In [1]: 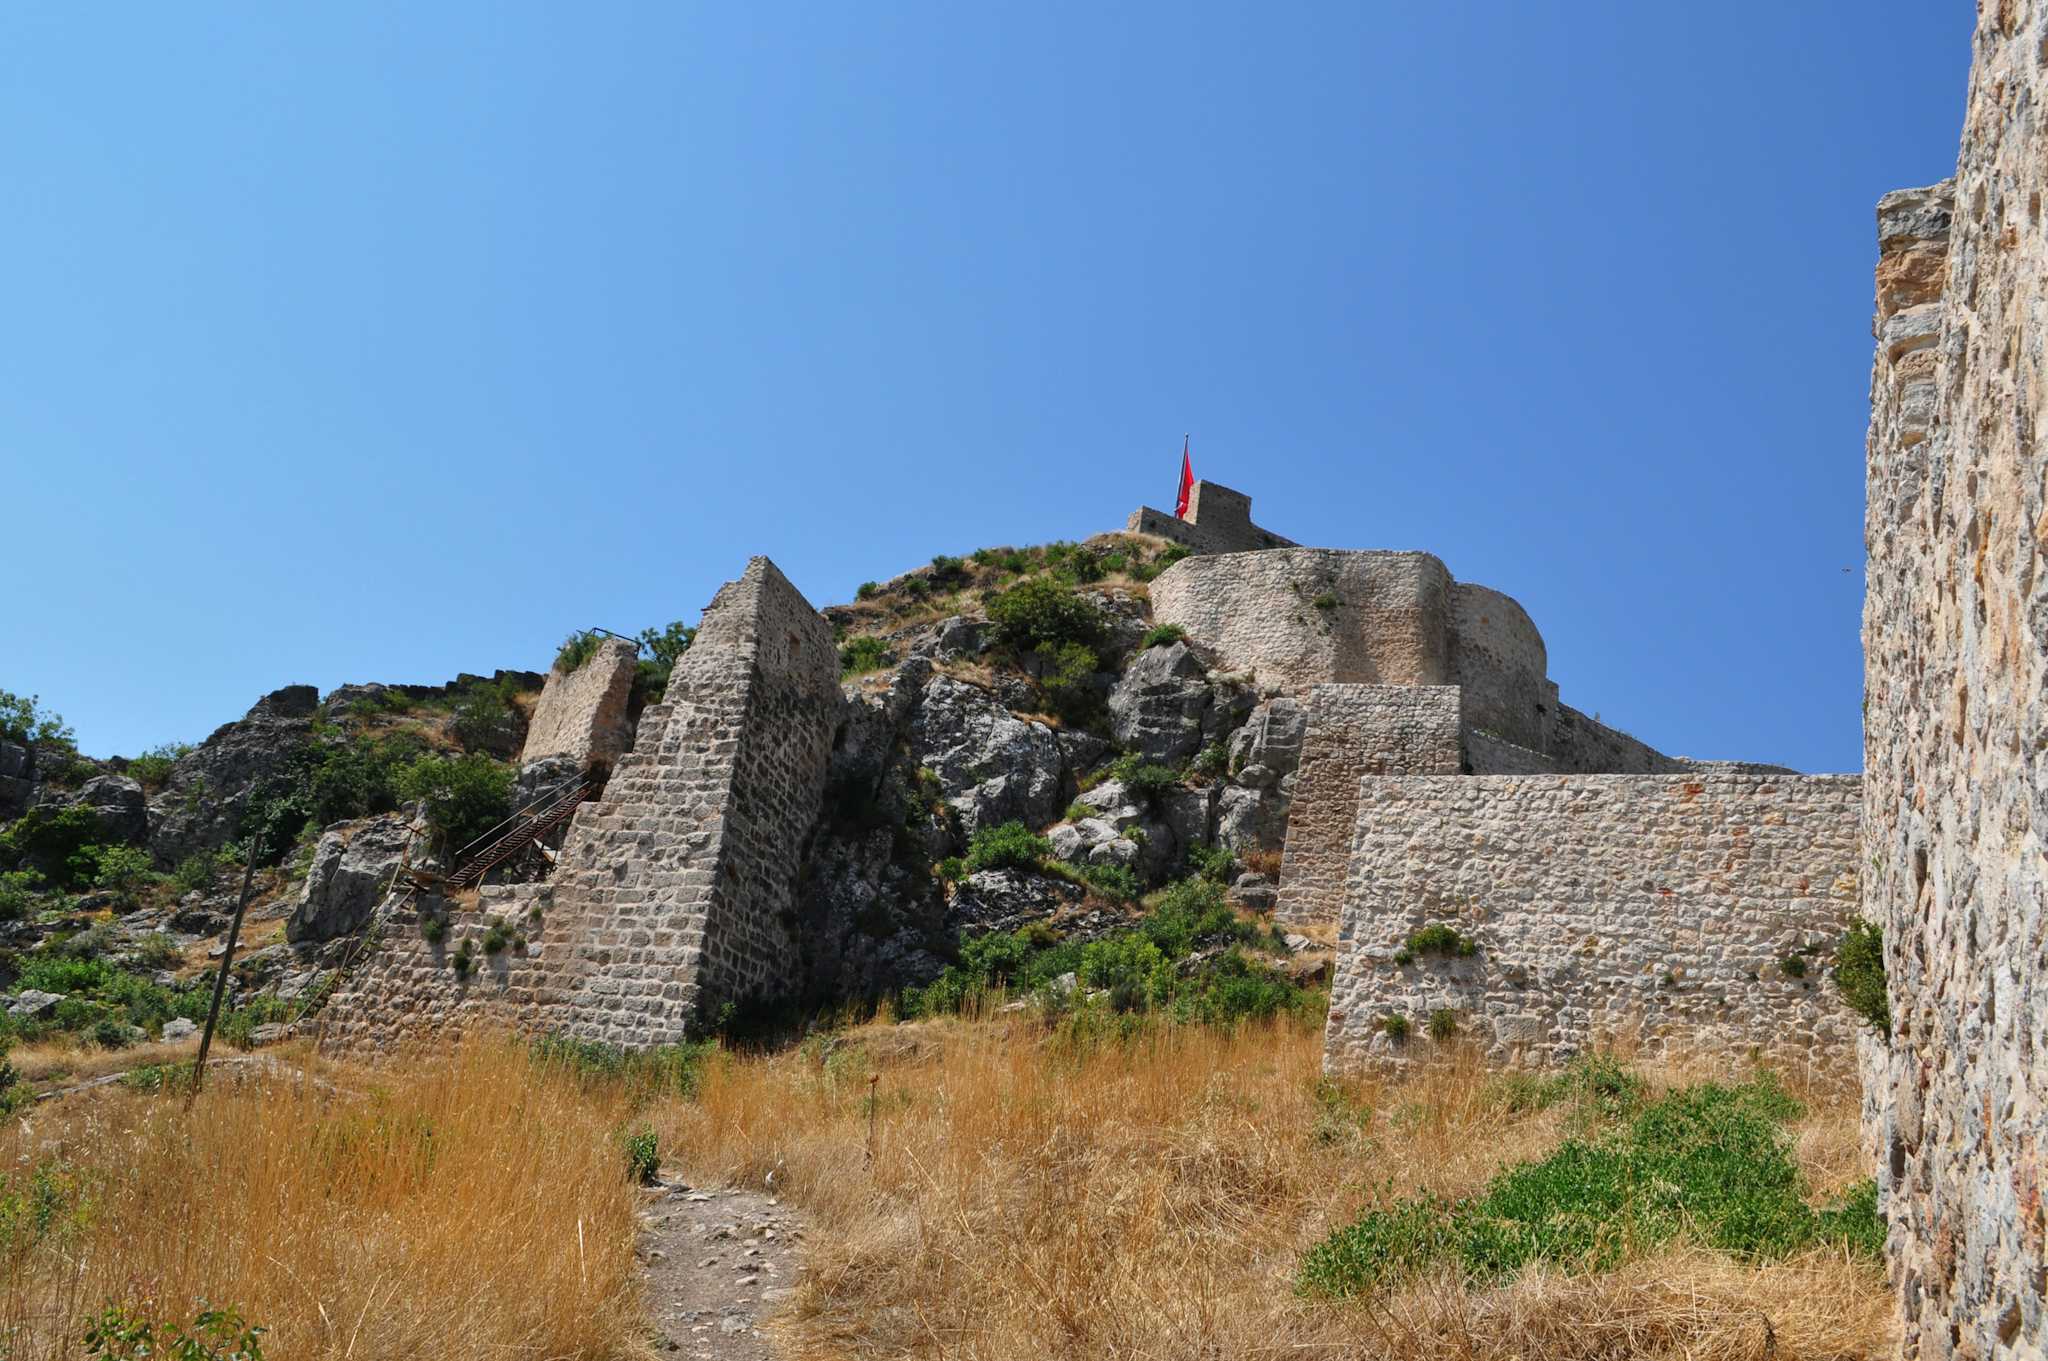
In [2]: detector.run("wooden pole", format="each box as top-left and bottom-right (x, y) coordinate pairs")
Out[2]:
(191, 832), (264, 1098)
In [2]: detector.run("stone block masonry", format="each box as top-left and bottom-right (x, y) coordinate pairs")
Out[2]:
(519, 635), (640, 769)
(1321, 774), (1864, 1077)
(1863, 6), (2048, 1354)
(1125, 479), (1297, 555)
(321, 557), (843, 1053)
(1273, 685), (1462, 926)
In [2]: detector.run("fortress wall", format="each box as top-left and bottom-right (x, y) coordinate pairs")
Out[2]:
(1151, 549), (1455, 694)
(1322, 774), (1864, 1076)
(321, 558), (841, 1054)
(1464, 730), (1560, 775)
(1126, 479), (1296, 555)
(1864, 8), (2048, 1352)
(518, 637), (640, 769)
(1546, 703), (1685, 774)
(1273, 685), (1462, 926)
(1448, 583), (1554, 750)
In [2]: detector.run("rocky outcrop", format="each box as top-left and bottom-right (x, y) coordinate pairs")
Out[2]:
(1108, 641), (1217, 766)
(0, 742), (30, 820)
(71, 775), (148, 846)
(147, 685), (319, 865)
(287, 813), (413, 944)
(910, 676), (1067, 838)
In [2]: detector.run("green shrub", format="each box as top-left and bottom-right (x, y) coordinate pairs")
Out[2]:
(450, 680), (518, 756)
(84, 844), (155, 907)
(90, 1016), (138, 1050)
(131, 933), (183, 972)
(0, 804), (106, 886)
(1428, 1008), (1459, 1039)
(84, 1301), (266, 1361)
(1064, 801), (1091, 823)
(238, 731), (430, 864)
(1780, 954), (1808, 979)
(125, 742), (192, 789)
(623, 1128), (660, 1184)
(1082, 864), (1141, 902)
(1380, 1013), (1410, 1040)
(1143, 875), (1249, 957)
(930, 554), (966, 580)
(964, 821), (1050, 874)
(481, 918), (511, 954)
(532, 1033), (716, 1097)
(635, 620), (696, 688)
(1139, 623), (1186, 650)
(1037, 641), (1101, 719)
(839, 635), (890, 677)
(933, 856), (967, 883)
(1834, 919), (1888, 1035)
(452, 939), (476, 980)
(856, 581), (880, 601)
(1111, 756), (1181, 805)
(987, 577), (1103, 654)
(394, 753), (513, 852)
(1185, 843), (1235, 884)
(1299, 1074), (1883, 1299)
(1393, 923), (1478, 965)
(170, 852), (225, 894)
(1312, 592), (1339, 611)
(0, 869), (41, 922)
(1080, 933), (1172, 1011)
(0, 691), (74, 748)
(553, 631), (602, 673)
(1189, 743), (1229, 780)
(420, 912), (448, 945)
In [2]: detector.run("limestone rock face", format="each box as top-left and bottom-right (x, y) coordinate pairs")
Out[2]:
(0, 741), (30, 820)
(1227, 698), (1306, 780)
(72, 775), (147, 846)
(946, 869), (1081, 933)
(287, 814), (412, 944)
(1108, 642), (1213, 767)
(147, 685), (319, 865)
(911, 676), (1065, 837)
(1864, 10), (2048, 1354)
(519, 637), (639, 770)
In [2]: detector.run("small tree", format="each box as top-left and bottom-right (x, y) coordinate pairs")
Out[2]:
(395, 753), (513, 851)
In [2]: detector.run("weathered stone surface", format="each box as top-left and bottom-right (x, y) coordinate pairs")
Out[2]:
(1275, 685), (1463, 925)
(1216, 783), (1290, 854)
(1864, 12), (2048, 1353)
(1108, 642), (1213, 766)
(147, 685), (319, 865)
(911, 677), (1064, 837)
(519, 637), (640, 770)
(0, 741), (29, 819)
(1227, 698), (1305, 780)
(1323, 775), (1863, 1075)
(72, 774), (147, 846)
(321, 557), (843, 1052)
(6, 991), (62, 1020)
(287, 814), (412, 944)
(947, 869), (1082, 933)
(161, 1017), (198, 1042)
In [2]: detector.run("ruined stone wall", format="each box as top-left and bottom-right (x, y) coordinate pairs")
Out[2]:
(1323, 774), (1863, 1075)
(1864, 6), (2048, 1352)
(1464, 730), (1560, 775)
(519, 636), (640, 769)
(1273, 685), (1462, 926)
(1151, 549), (1457, 694)
(321, 557), (842, 1053)
(1449, 584), (1554, 750)
(1126, 479), (1296, 554)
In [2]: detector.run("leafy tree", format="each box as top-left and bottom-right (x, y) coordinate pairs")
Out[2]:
(0, 804), (106, 886)
(0, 690), (73, 747)
(986, 578), (1103, 654)
(395, 752), (513, 852)
(636, 621), (696, 694)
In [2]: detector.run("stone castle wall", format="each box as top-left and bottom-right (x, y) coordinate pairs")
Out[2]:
(321, 558), (842, 1053)
(1449, 583), (1553, 750)
(1126, 479), (1296, 555)
(1322, 774), (1864, 1075)
(519, 636), (640, 769)
(1864, 5), (2048, 1353)
(1151, 549), (1457, 694)
(1273, 685), (1462, 926)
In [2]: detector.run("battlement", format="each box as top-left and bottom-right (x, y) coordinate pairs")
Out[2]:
(1126, 479), (1296, 555)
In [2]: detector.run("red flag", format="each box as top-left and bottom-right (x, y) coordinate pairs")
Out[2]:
(1175, 437), (1194, 519)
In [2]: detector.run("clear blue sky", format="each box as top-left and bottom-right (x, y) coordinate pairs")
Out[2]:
(2, 3), (1972, 770)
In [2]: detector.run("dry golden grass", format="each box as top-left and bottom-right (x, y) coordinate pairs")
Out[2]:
(0, 1039), (646, 1360)
(647, 1016), (1890, 1361)
(11, 1034), (197, 1087)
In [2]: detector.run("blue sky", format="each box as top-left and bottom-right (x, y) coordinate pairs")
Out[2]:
(2, 3), (1972, 769)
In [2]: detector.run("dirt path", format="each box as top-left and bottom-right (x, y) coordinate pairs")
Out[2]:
(638, 1179), (805, 1359)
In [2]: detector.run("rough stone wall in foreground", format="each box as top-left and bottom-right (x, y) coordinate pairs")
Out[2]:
(1322, 774), (1864, 1075)
(518, 636), (640, 769)
(1864, 6), (2048, 1353)
(1273, 685), (1462, 926)
(1126, 479), (1296, 554)
(321, 558), (841, 1052)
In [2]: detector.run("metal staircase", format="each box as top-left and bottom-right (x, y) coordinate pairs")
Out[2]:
(398, 776), (593, 892)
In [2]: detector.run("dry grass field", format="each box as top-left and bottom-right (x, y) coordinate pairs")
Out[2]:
(0, 1015), (1888, 1360)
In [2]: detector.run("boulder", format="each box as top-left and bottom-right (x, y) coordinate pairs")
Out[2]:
(286, 814), (413, 944)
(73, 774), (148, 845)
(161, 1017), (199, 1042)
(148, 685), (320, 865)
(7, 990), (63, 1020)
(1160, 786), (1218, 854)
(1227, 698), (1307, 779)
(1217, 783), (1291, 854)
(1108, 642), (1213, 766)
(1086, 837), (1139, 869)
(911, 677), (1065, 838)
(1074, 781), (1143, 829)
(946, 869), (1082, 933)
